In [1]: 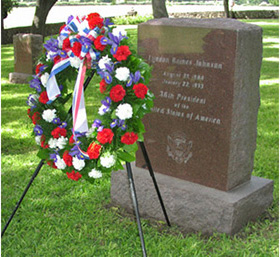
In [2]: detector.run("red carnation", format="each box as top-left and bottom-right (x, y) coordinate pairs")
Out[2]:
(94, 36), (106, 51)
(47, 160), (57, 169)
(35, 63), (44, 75)
(59, 24), (66, 33)
(86, 12), (104, 29)
(87, 142), (102, 159)
(99, 79), (107, 94)
(27, 108), (32, 119)
(110, 85), (126, 102)
(97, 128), (114, 144)
(51, 127), (67, 139)
(63, 151), (73, 167)
(133, 83), (148, 99)
(62, 38), (71, 51)
(121, 132), (138, 145)
(40, 135), (49, 149)
(66, 170), (82, 181)
(32, 112), (41, 125)
(39, 91), (49, 104)
(53, 55), (61, 64)
(69, 135), (75, 145)
(72, 41), (82, 57)
(113, 45), (131, 62)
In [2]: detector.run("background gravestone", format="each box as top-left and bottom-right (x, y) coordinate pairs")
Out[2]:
(9, 34), (43, 84)
(111, 18), (274, 235)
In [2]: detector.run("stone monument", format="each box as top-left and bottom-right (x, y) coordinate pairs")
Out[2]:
(9, 34), (43, 84)
(111, 19), (274, 235)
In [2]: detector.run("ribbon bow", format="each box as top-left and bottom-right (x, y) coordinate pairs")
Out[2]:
(45, 16), (103, 159)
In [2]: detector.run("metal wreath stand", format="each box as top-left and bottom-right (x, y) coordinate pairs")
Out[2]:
(1, 70), (171, 257)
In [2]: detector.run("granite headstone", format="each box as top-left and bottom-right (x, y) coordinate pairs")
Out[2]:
(9, 34), (43, 84)
(136, 18), (262, 191)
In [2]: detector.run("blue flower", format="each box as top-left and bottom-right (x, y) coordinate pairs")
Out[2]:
(44, 38), (59, 52)
(69, 143), (85, 160)
(49, 153), (58, 162)
(97, 126), (104, 132)
(100, 97), (111, 113)
(110, 119), (118, 128)
(98, 70), (112, 84)
(126, 71), (142, 87)
(34, 125), (43, 136)
(92, 119), (102, 128)
(104, 18), (114, 27)
(59, 122), (67, 128)
(27, 94), (38, 109)
(118, 120), (127, 131)
(29, 76), (42, 93)
(52, 118), (61, 125)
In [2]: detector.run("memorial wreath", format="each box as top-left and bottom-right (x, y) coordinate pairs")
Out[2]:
(27, 13), (154, 182)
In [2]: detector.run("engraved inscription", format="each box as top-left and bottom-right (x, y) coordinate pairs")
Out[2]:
(149, 55), (223, 125)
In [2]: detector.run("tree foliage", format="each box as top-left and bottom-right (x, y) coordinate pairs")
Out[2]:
(1, 0), (18, 20)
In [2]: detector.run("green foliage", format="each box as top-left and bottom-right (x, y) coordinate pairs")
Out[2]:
(1, 0), (18, 19)
(269, 0), (279, 6)
(112, 15), (153, 25)
(1, 20), (279, 256)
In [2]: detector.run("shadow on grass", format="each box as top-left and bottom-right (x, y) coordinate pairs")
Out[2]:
(262, 44), (279, 58)
(261, 59), (279, 81)
(1, 134), (36, 156)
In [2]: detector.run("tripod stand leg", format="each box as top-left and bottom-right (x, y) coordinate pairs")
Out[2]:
(1, 159), (45, 237)
(139, 141), (171, 227)
(126, 162), (147, 257)
(2, 71), (96, 238)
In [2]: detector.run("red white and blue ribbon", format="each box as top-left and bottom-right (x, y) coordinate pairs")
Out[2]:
(46, 59), (70, 103)
(72, 62), (90, 159)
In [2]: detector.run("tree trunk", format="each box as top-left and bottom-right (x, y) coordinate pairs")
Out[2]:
(31, 0), (57, 37)
(152, 0), (169, 18)
(1, 17), (6, 44)
(223, 0), (230, 18)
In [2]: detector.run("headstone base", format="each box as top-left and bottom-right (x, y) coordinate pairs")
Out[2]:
(9, 72), (32, 84)
(110, 163), (273, 235)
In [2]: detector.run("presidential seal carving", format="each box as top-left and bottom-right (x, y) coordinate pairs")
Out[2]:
(167, 132), (192, 164)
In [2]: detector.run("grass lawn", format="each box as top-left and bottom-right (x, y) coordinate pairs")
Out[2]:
(1, 20), (279, 256)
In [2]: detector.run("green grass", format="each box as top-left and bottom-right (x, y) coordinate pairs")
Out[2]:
(1, 20), (279, 256)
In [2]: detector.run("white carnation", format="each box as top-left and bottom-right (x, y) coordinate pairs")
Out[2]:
(72, 156), (85, 171)
(55, 155), (66, 170)
(98, 55), (112, 70)
(115, 67), (130, 81)
(100, 153), (116, 168)
(35, 135), (41, 145)
(86, 126), (96, 138)
(116, 103), (133, 120)
(112, 27), (127, 37)
(98, 105), (109, 116)
(57, 136), (68, 150)
(46, 51), (56, 61)
(42, 109), (57, 123)
(70, 56), (83, 69)
(48, 138), (58, 149)
(88, 169), (102, 179)
(40, 72), (49, 87)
